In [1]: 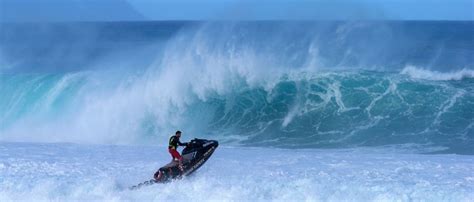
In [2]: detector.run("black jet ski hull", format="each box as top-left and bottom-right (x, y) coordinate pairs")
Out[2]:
(155, 139), (219, 181)
(182, 140), (218, 176)
(130, 139), (218, 190)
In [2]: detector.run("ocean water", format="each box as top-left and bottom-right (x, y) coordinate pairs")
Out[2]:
(0, 21), (473, 201)
(1, 142), (473, 201)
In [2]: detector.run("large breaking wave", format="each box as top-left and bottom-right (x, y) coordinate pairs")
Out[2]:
(0, 21), (473, 154)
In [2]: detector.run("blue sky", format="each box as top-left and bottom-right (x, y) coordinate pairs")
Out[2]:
(1, 0), (473, 21)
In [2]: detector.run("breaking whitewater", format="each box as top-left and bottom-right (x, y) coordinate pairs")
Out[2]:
(1, 21), (473, 201)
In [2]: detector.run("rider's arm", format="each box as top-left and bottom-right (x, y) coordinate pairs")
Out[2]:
(177, 139), (187, 146)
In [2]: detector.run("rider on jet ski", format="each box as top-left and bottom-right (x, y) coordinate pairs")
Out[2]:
(168, 130), (188, 171)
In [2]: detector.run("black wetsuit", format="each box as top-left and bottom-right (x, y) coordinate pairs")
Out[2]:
(168, 135), (187, 150)
(168, 135), (187, 161)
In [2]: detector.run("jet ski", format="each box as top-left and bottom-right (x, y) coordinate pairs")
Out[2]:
(130, 138), (218, 189)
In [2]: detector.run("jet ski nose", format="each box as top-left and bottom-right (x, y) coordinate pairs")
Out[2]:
(210, 140), (218, 148)
(204, 140), (218, 148)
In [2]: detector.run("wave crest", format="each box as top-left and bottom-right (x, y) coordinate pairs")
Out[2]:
(401, 65), (474, 81)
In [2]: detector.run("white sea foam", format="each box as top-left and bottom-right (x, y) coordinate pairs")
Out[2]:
(401, 65), (474, 81)
(0, 142), (473, 201)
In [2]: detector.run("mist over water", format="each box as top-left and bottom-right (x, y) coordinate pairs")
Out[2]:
(0, 21), (473, 154)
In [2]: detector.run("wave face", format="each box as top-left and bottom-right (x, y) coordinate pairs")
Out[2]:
(1, 21), (473, 154)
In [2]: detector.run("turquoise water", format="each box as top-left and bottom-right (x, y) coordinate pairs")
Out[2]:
(0, 21), (473, 154)
(1, 70), (473, 154)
